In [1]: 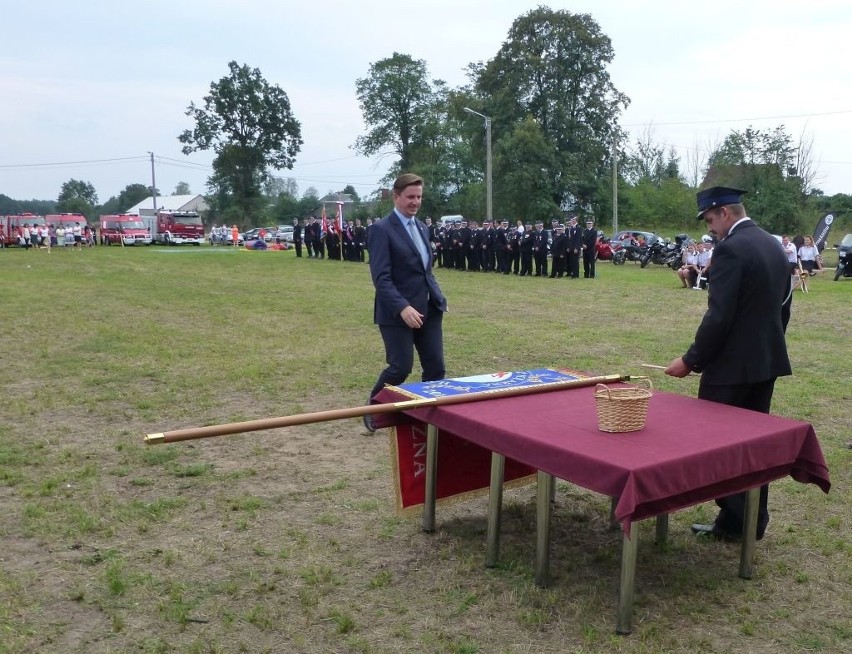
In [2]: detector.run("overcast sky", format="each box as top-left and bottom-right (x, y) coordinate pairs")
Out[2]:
(2, 0), (851, 205)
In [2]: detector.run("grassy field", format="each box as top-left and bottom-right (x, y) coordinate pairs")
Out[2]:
(0, 244), (849, 654)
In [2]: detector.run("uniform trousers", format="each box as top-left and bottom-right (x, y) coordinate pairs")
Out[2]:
(698, 377), (777, 538)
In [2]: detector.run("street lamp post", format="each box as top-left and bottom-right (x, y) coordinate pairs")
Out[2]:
(464, 107), (492, 224)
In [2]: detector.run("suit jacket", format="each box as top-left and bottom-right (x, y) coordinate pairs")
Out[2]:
(683, 220), (792, 385)
(368, 212), (447, 326)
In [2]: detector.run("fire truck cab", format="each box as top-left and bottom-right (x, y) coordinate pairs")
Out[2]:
(152, 210), (204, 245)
(100, 214), (152, 245)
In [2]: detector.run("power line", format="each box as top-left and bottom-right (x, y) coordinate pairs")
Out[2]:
(623, 108), (852, 128)
(0, 155), (147, 169)
(154, 154), (211, 169)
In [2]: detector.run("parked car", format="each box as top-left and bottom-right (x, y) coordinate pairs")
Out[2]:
(275, 225), (295, 243)
(241, 227), (273, 243)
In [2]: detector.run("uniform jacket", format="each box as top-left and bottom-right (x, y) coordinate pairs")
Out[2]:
(368, 212), (447, 326)
(683, 220), (792, 385)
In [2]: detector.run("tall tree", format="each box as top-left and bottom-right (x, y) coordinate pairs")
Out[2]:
(492, 116), (560, 222)
(178, 61), (303, 220)
(354, 53), (435, 173)
(57, 179), (98, 216)
(706, 125), (803, 233)
(173, 181), (191, 195)
(341, 185), (360, 202)
(474, 8), (629, 213)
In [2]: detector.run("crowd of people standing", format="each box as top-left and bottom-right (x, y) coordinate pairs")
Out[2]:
(2, 221), (92, 251)
(291, 217), (368, 262)
(422, 216), (599, 279)
(288, 214), (603, 279)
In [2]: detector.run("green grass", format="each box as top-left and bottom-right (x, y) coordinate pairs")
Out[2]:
(0, 245), (849, 653)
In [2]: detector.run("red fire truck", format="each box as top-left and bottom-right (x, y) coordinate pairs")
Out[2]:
(3, 213), (46, 246)
(152, 210), (204, 245)
(100, 214), (152, 245)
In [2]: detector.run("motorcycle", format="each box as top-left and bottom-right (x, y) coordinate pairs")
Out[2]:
(640, 236), (682, 268)
(611, 240), (646, 265)
(834, 234), (852, 281)
(596, 236), (614, 261)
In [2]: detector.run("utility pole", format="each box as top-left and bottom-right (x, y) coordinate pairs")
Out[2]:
(148, 152), (158, 212)
(464, 108), (492, 224)
(611, 136), (618, 235)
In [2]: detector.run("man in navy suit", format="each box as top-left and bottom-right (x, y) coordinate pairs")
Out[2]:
(666, 186), (792, 541)
(364, 173), (448, 431)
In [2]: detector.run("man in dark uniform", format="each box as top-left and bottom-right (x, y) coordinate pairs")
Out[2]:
(293, 218), (304, 257)
(456, 220), (471, 270)
(496, 219), (509, 273)
(467, 220), (481, 271)
(519, 223), (534, 276)
(566, 216), (583, 278)
(582, 217), (598, 278)
(508, 224), (521, 274)
(532, 220), (548, 277)
(305, 216), (316, 258)
(480, 219), (494, 271)
(354, 218), (367, 262)
(665, 187), (792, 542)
(549, 224), (568, 277)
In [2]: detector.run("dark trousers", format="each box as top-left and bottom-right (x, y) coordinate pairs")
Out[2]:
(370, 305), (445, 400)
(550, 256), (566, 277)
(534, 251), (548, 276)
(519, 251), (533, 276)
(583, 251), (596, 278)
(295, 241), (302, 257)
(698, 378), (777, 538)
(567, 251), (580, 278)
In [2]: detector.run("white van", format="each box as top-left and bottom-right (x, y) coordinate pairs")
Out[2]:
(439, 215), (464, 228)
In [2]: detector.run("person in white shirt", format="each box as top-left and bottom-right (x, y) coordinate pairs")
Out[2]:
(781, 236), (798, 273)
(677, 242), (700, 288)
(798, 235), (819, 275)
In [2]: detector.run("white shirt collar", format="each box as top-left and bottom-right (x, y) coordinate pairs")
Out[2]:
(726, 216), (751, 237)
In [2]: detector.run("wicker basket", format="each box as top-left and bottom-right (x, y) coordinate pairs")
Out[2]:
(594, 379), (653, 433)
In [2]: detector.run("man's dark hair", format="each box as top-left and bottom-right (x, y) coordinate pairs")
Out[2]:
(393, 173), (424, 194)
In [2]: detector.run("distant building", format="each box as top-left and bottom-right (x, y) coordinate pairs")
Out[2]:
(319, 192), (357, 216)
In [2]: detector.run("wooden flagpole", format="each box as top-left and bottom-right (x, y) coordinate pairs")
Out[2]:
(145, 373), (640, 445)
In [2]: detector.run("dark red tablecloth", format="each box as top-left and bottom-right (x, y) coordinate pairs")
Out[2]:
(375, 385), (831, 532)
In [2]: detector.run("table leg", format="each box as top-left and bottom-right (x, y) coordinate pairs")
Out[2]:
(616, 521), (638, 635)
(655, 514), (669, 545)
(609, 496), (619, 529)
(421, 424), (439, 533)
(739, 486), (760, 579)
(485, 452), (505, 568)
(535, 471), (553, 587)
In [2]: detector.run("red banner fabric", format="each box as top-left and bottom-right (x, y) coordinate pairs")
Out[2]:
(390, 422), (535, 514)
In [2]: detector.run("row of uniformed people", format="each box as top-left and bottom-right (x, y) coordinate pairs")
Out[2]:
(426, 217), (599, 279)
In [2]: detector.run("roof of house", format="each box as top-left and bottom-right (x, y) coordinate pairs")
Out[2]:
(319, 193), (357, 204)
(124, 194), (209, 215)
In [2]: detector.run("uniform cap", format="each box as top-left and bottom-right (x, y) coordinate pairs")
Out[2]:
(696, 186), (747, 219)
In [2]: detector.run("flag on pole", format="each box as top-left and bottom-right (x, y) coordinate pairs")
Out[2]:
(336, 202), (344, 260)
(321, 205), (328, 237)
(812, 212), (835, 252)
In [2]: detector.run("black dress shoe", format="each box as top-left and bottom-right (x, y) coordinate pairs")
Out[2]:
(363, 413), (376, 432)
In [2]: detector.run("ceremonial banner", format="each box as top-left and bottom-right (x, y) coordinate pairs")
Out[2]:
(386, 369), (585, 513)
